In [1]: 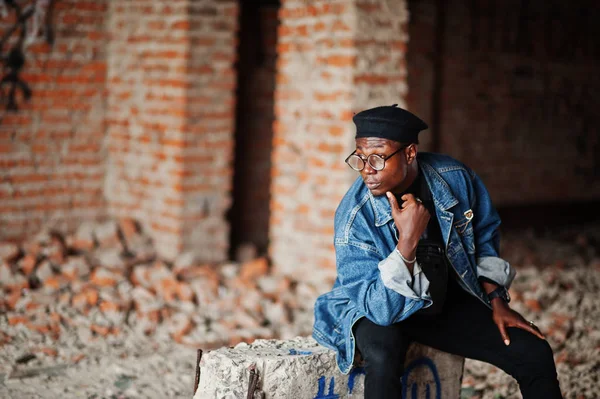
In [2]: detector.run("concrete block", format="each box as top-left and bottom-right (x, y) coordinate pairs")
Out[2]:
(194, 336), (464, 399)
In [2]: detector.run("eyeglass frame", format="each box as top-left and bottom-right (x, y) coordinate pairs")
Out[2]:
(344, 144), (411, 171)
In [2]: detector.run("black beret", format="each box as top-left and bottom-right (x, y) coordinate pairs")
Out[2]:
(353, 104), (428, 144)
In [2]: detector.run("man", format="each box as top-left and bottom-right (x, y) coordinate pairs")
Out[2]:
(312, 105), (562, 398)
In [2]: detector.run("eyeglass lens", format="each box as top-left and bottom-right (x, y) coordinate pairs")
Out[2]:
(347, 154), (385, 171)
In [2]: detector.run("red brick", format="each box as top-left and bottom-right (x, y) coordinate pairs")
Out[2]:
(87, 31), (105, 41)
(171, 20), (190, 30)
(357, 3), (381, 12)
(74, 2), (107, 12)
(355, 74), (390, 84)
(240, 257), (270, 281)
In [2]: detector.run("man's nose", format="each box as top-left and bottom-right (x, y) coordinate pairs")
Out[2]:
(363, 163), (377, 175)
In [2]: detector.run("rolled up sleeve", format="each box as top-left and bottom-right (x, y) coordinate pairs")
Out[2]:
(476, 256), (516, 288)
(378, 249), (433, 305)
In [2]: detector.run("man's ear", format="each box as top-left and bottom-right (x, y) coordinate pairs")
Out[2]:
(406, 144), (418, 164)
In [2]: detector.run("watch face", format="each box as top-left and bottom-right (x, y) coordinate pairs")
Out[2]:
(498, 288), (510, 303)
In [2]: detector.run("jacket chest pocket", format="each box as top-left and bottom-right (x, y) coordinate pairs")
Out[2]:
(454, 211), (475, 254)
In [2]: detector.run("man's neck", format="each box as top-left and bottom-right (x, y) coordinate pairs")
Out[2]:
(391, 160), (419, 195)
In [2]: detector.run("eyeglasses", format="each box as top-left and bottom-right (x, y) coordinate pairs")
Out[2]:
(345, 145), (409, 171)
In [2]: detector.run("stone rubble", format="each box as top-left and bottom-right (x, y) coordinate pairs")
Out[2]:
(0, 221), (598, 398)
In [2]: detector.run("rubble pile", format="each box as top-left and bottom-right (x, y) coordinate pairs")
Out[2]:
(0, 220), (316, 377)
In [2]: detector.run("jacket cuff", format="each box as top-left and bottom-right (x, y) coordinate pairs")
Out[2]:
(378, 250), (432, 303)
(476, 256), (516, 288)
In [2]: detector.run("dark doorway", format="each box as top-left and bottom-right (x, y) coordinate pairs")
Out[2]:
(406, 0), (600, 232)
(229, 0), (280, 259)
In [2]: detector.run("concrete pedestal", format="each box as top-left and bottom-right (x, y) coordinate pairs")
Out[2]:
(194, 336), (464, 399)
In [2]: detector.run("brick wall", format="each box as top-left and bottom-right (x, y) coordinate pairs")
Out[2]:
(105, 0), (239, 261)
(4, 0), (597, 268)
(1, 0), (239, 262)
(230, 5), (279, 254)
(407, 0), (600, 205)
(270, 0), (410, 283)
(0, 0), (108, 241)
(404, 0), (436, 151)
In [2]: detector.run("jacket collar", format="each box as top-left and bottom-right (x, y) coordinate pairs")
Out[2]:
(368, 158), (459, 227)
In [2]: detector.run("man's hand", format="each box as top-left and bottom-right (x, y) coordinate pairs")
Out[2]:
(386, 192), (430, 270)
(491, 299), (545, 345)
(386, 192), (430, 245)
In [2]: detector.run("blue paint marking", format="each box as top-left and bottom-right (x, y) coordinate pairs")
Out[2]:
(288, 349), (313, 355)
(319, 358), (439, 398)
(347, 367), (365, 394)
(314, 376), (340, 399)
(401, 357), (441, 399)
(317, 376), (325, 394)
(328, 377), (336, 397)
(317, 376), (325, 396)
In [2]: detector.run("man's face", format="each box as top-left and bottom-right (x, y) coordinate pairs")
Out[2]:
(353, 137), (413, 197)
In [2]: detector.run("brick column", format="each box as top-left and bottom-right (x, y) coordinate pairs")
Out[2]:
(105, 1), (238, 261)
(270, 0), (409, 284)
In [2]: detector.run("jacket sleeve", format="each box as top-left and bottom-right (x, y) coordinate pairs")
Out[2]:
(378, 251), (432, 303)
(469, 170), (516, 288)
(335, 239), (431, 326)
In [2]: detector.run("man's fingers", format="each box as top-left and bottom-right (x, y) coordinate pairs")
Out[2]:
(528, 321), (545, 339)
(532, 324), (545, 339)
(517, 320), (546, 340)
(400, 194), (416, 209)
(497, 322), (510, 346)
(386, 192), (399, 212)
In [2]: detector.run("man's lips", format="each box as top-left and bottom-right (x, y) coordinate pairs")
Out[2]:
(365, 181), (381, 189)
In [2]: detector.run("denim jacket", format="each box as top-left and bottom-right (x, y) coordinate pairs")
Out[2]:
(312, 152), (516, 374)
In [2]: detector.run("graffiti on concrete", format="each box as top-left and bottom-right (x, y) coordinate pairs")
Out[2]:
(347, 366), (365, 394)
(288, 349), (313, 356)
(401, 357), (441, 399)
(313, 375), (339, 399)
(316, 356), (441, 398)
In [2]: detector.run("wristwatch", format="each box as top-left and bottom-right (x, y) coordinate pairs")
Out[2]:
(488, 286), (510, 303)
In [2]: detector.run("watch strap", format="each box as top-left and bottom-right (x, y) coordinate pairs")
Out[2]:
(488, 286), (510, 303)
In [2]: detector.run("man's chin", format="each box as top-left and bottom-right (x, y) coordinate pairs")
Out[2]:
(368, 187), (386, 196)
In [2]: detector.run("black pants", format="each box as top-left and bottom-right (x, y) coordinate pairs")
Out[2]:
(353, 279), (562, 399)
